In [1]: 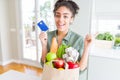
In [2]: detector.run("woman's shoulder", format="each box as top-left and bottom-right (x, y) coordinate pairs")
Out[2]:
(47, 30), (57, 36)
(47, 30), (57, 41)
(70, 30), (83, 39)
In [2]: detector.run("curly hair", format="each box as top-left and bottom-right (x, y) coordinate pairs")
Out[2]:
(53, 0), (79, 17)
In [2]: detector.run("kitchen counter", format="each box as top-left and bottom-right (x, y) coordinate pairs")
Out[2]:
(89, 47), (120, 59)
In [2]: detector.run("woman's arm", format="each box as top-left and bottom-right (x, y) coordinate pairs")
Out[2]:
(41, 43), (47, 63)
(79, 34), (92, 71)
(39, 32), (48, 63)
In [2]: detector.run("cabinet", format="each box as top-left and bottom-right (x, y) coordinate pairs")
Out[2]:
(88, 48), (120, 80)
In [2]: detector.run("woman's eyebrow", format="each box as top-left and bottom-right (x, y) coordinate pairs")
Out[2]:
(55, 12), (70, 15)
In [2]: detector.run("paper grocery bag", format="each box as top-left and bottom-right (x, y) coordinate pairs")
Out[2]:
(42, 64), (80, 80)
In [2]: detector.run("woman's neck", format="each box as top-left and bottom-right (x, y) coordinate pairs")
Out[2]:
(57, 29), (68, 46)
(57, 29), (68, 37)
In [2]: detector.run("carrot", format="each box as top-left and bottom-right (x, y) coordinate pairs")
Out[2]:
(50, 37), (58, 53)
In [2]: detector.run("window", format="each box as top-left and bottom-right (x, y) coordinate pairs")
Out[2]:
(97, 19), (120, 34)
(91, 0), (120, 35)
(21, 0), (55, 65)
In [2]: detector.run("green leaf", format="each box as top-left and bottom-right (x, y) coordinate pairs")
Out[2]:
(96, 32), (114, 41)
(57, 44), (70, 58)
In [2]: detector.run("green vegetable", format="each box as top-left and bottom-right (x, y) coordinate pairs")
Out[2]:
(95, 33), (104, 40)
(114, 33), (120, 46)
(96, 32), (114, 41)
(114, 37), (120, 46)
(57, 44), (70, 58)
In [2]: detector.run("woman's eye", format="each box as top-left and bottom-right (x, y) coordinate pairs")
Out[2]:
(64, 16), (68, 19)
(55, 14), (60, 18)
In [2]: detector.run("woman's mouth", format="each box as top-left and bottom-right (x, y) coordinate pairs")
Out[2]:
(57, 24), (65, 28)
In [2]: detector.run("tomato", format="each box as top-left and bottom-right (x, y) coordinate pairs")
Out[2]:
(67, 61), (79, 69)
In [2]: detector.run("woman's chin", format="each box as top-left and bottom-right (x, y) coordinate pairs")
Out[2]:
(57, 28), (64, 31)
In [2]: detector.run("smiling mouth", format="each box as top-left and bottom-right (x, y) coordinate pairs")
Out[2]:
(58, 24), (65, 27)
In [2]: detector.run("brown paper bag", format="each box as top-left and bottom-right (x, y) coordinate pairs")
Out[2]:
(42, 64), (80, 80)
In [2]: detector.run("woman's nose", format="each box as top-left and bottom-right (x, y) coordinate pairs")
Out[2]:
(58, 16), (64, 22)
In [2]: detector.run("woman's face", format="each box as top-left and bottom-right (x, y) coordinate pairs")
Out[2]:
(54, 6), (73, 32)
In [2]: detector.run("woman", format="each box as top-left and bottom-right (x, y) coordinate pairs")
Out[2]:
(39, 0), (92, 79)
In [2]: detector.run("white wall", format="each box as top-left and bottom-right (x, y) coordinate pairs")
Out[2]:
(95, 0), (120, 14)
(0, 0), (2, 61)
(8, 0), (20, 60)
(0, 0), (21, 65)
(0, 29), (2, 62)
(71, 0), (91, 37)
(0, 0), (11, 65)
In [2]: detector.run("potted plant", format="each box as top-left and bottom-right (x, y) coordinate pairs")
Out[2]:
(114, 33), (120, 47)
(94, 32), (114, 48)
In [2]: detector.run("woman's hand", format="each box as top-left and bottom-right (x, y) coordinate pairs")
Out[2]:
(39, 32), (47, 45)
(84, 34), (92, 48)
